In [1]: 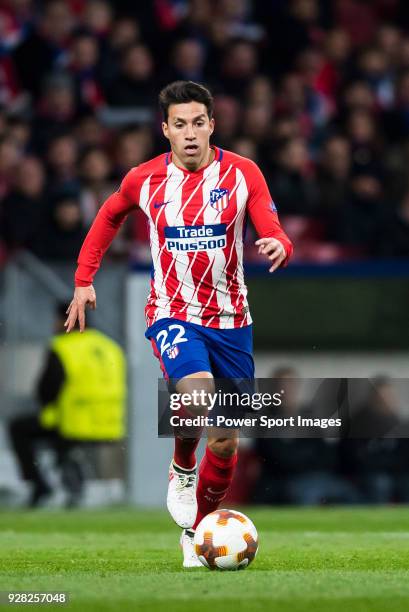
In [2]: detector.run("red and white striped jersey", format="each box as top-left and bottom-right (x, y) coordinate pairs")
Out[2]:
(75, 146), (293, 329)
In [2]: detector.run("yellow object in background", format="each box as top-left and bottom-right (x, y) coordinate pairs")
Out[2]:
(40, 330), (126, 441)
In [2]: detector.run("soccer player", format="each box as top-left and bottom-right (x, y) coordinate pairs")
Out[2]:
(65, 81), (293, 567)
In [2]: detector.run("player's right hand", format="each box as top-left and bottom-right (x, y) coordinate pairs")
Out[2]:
(64, 285), (96, 333)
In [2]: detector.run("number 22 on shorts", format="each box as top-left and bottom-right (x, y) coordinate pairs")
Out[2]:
(156, 324), (188, 356)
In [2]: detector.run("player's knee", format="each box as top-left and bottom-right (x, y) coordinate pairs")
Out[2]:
(208, 437), (238, 458)
(175, 373), (215, 417)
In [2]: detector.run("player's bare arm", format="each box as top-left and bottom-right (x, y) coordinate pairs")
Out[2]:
(64, 285), (96, 333)
(255, 237), (287, 273)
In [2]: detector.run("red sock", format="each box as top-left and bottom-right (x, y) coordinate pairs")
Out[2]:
(193, 446), (238, 529)
(173, 436), (200, 470)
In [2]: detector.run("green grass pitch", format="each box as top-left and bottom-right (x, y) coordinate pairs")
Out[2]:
(1, 506), (409, 611)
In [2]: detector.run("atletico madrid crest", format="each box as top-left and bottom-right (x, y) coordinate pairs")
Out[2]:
(210, 188), (230, 211)
(166, 345), (179, 359)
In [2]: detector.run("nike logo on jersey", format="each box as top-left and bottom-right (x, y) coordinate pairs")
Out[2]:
(154, 200), (172, 208)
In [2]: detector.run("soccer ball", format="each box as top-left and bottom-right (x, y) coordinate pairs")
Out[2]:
(193, 509), (258, 570)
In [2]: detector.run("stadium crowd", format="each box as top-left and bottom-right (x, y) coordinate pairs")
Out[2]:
(1, 0), (409, 266)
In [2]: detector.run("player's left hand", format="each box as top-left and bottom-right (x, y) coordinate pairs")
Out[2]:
(255, 237), (287, 272)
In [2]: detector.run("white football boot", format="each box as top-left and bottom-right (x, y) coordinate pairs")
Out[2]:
(180, 529), (203, 568)
(167, 460), (197, 529)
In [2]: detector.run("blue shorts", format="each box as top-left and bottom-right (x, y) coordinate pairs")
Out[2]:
(145, 318), (254, 381)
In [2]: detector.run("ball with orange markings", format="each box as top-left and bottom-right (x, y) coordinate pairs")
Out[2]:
(194, 509), (258, 570)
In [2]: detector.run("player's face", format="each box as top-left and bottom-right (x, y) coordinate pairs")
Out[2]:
(162, 102), (215, 171)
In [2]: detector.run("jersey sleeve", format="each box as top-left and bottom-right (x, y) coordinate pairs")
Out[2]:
(245, 160), (293, 266)
(75, 167), (141, 286)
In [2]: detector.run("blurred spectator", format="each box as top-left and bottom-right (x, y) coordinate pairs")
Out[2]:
(346, 109), (382, 170)
(0, 0), (32, 55)
(246, 76), (274, 108)
(323, 27), (351, 87)
(74, 113), (108, 149)
(46, 133), (79, 190)
(82, 0), (113, 38)
(341, 377), (409, 503)
(231, 137), (258, 161)
(8, 303), (126, 507)
(12, 0), (75, 97)
(269, 137), (319, 216)
(276, 73), (314, 139)
(100, 16), (141, 85)
(317, 135), (351, 215)
(348, 376), (402, 438)
(383, 70), (409, 141)
(114, 126), (153, 175)
(253, 366), (359, 505)
(335, 0), (380, 47)
(215, 0), (263, 42)
(0, 134), (22, 198)
(357, 46), (395, 110)
(378, 23), (402, 63)
(0, 156), (45, 251)
(68, 31), (105, 111)
(0, 111), (7, 139)
(111, 126), (153, 252)
(0, 51), (24, 110)
(260, 0), (324, 74)
(295, 48), (334, 126)
(271, 116), (301, 142)
(105, 43), (156, 108)
(379, 189), (409, 256)
(399, 35), (409, 71)
(242, 103), (274, 144)
(6, 117), (31, 153)
(33, 73), (78, 151)
(109, 16), (141, 52)
(32, 192), (87, 262)
(78, 144), (131, 257)
(339, 80), (377, 123)
(166, 38), (206, 83)
(218, 39), (258, 99)
(213, 95), (241, 150)
(330, 167), (385, 254)
(79, 147), (113, 225)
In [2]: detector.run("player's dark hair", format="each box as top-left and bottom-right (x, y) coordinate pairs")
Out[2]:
(159, 81), (214, 121)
